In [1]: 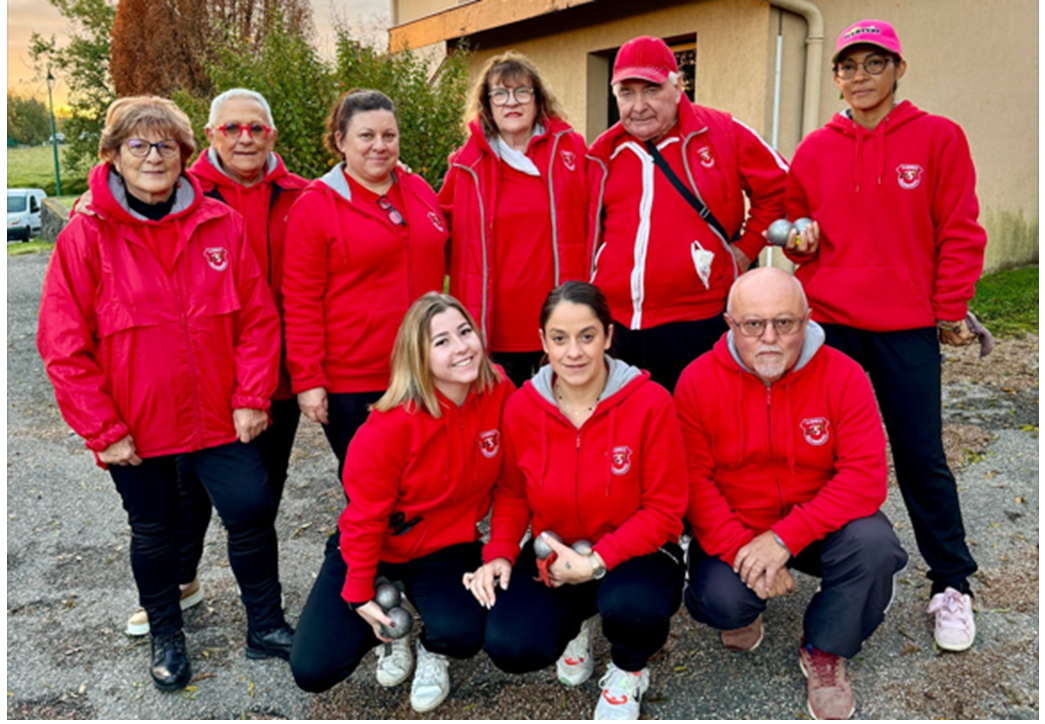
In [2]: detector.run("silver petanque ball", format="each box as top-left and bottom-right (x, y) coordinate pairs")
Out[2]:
(571, 539), (593, 556)
(533, 530), (562, 559)
(379, 606), (414, 639)
(793, 217), (812, 240)
(766, 219), (793, 247)
(374, 582), (402, 611)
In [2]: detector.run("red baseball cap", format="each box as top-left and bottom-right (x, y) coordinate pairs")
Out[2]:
(832, 20), (903, 64)
(611, 36), (679, 86)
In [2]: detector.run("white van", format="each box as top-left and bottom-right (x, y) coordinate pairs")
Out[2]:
(8, 188), (48, 242)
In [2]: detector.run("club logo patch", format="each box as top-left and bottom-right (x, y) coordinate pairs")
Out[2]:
(800, 418), (830, 446)
(428, 211), (446, 233)
(478, 430), (501, 459)
(204, 247), (228, 271)
(610, 445), (633, 475)
(561, 150), (577, 171)
(697, 146), (715, 168)
(896, 164), (924, 190)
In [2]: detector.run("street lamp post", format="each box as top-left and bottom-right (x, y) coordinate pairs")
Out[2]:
(46, 67), (62, 196)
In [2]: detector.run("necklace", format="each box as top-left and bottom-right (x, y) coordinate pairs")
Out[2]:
(554, 381), (599, 415)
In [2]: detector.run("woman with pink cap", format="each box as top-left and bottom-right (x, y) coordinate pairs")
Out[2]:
(785, 17), (984, 678)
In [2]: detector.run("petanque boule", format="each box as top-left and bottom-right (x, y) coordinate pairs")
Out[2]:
(793, 217), (812, 241)
(374, 581), (402, 611)
(379, 606), (414, 639)
(534, 531), (562, 559)
(571, 539), (593, 556)
(766, 218), (793, 247)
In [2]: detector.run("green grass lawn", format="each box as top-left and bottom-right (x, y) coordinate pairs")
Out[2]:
(8, 145), (86, 196)
(970, 266), (1038, 338)
(7, 240), (56, 256)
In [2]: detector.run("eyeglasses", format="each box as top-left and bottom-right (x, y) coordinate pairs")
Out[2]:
(727, 315), (805, 337)
(834, 56), (895, 80)
(377, 195), (406, 227)
(488, 86), (534, 106)
(125, 139), (180, 159)
(218, 122), (273, 140)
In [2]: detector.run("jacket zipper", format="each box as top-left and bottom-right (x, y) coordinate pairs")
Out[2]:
(766, 385), (785, 518)
(176, 263), (205, 449)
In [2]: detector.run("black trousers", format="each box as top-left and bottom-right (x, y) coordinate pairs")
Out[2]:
(821, 324), (978, 594)
(108, 441), (285, 638)
(612, 315), (728, 393)
(290, 533), (486, 693)
(322, 391), (384, 483)
(491, 350), (545, 389)
(686, 512), (908, 658)
(176, 398), (301, 583)
(484, 540), (685, 673)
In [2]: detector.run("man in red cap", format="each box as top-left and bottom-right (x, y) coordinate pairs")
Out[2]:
(586, 34), (788, 392)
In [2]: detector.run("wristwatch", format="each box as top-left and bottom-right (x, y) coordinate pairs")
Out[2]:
(588, 552), (607, 580)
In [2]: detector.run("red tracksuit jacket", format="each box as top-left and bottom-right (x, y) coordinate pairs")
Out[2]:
(37, 163), (280, 461)
(483, 358), (688, 571)
(440, 116), (588, 347)
(282, 166), (448, 394)
(785, 100), (987, 330)
(190, 149), (308, 399)
(674, 326), (887, 566)
(339, 374), (515, 604)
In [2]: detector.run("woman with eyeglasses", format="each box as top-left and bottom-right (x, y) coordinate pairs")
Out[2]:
(440, 51), (588, 387)
(784, 20), (985, 652)
(37, 96), (293, 692)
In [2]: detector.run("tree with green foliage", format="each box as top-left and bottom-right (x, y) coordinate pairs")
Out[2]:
(7, 93), (52, 146)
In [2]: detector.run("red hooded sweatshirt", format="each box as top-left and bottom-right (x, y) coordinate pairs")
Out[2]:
(440, 117), (588, 350)
(483, 357), (688, 571)
(674, 324), (887, 566)
(282, 165), (449, 394)
(189, 149), (308, 399)
(785, 101), (987, 329)
(587, 99), (787, 330)
(339, 373), (515, 604)
(37, 163), (280, 462)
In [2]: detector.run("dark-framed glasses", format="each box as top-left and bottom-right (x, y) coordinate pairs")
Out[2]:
(728, 315), (804, 337)
(125, 139), (180, 159)
(834, 56), (894, 80)
(377, 195), (406, 227)
(218, 122), (273, 140)
(488, 86), (534, 106)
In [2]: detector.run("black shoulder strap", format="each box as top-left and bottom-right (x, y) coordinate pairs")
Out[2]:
(644, 139), (731, 243)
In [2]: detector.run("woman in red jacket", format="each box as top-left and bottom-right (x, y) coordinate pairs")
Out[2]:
(440, 52), (588, 386)
(37, 96), (293, 692)
(467, 281), (688, 721)
(290, 293), (513, 713)
(784, 19), (985, 653)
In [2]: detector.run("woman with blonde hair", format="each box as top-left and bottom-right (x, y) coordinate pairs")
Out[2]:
(440, 51), (588, 386)
(290, 293), (514, 713)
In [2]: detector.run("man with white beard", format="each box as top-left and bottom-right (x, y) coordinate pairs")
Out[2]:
(673, 268), (907, 720)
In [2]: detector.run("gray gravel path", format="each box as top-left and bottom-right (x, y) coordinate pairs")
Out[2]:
(7, 251), (1039, 719)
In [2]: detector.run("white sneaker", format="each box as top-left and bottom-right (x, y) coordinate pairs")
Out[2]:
(557, 618), (595, 686)
(375, 635), (413, 687)
(125, 577), (204, 636)
(410, 639), (450, 713)
(927, 587), (976, 651)
(593, 662), (650, 720)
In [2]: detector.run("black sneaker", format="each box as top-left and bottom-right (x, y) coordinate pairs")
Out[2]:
(150, 630), (192, 691)
(246, 622), (295, 661)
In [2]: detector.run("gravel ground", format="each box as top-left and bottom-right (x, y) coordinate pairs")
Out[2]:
(7, 251), (1039, 719)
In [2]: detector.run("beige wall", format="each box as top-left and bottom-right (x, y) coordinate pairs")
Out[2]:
(394, 0), (458, 26)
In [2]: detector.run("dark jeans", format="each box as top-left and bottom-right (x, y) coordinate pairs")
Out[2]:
(613, 315), (728, 393)
(290, 533), (486, 693)
(491, 350), (545, 389)
(484, 540), (685, 673)
(686, 512), (908, 658)
(821, 324), (978, 594)
(322, 391), (384, 483)
(176, 398), (301, 583)
(108, 441), (285, 638)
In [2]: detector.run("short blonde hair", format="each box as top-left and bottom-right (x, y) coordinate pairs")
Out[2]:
(465, 51), (568, 136)
(374, 293), (501, 418)
(99, 96), (197, 167)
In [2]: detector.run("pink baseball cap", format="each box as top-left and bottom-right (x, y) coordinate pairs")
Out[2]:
(612, 36), (679, 86)
(832, 20), (903, 64)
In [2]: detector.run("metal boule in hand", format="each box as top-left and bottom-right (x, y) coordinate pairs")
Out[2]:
(533, 531), (562, 559)
(571, 539), (593, 556)
(374, 581), (402, 611)
(766, 219), (793, 247)
(793, 217), (812, 241)
(379, 606), (414, 639)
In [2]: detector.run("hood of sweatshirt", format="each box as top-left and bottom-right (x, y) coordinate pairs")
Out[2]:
(86, 162), (202, 226)
(528, 355), (646, 410)
(824, 99), (927, 192)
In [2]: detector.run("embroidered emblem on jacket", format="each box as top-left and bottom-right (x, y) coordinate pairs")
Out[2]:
(561, 150), (577, 171)
(479, 430), (501, 458)
(697, 146), (715, 168)
(800, 418), (830, 446)
(610, 445), (633, 475)
(428, 211), (446, 233)
(896, 164), (924, 190)
(204, 247), (229, 271)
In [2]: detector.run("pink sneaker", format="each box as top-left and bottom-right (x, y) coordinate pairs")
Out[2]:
(927, 587), (976, 651)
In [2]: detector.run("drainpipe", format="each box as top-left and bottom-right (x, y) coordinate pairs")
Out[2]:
(768, 0), (824, 138)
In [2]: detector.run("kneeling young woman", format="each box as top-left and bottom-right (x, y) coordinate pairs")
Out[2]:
(290, 293), (514, 712)
(467, 281), (689, 721)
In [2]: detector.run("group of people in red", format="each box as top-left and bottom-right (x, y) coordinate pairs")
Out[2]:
(37, 17), (986, 721)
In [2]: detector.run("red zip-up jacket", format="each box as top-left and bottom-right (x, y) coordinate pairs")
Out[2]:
(282, 165), (449, 394)
(190, 149), (307, 399)
(483, 358), (688, 571)
(440, 117), (588, 344)
(339, 373), (515, 604)
(785, 101), (987, 329)
(674, 325), (887, 566)
(587, 99), (787, 330)
(37, 163), (280, 462)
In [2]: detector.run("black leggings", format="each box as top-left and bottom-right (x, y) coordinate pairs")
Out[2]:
(322, 391), (384, 483)
(290, 534), (487, 693)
